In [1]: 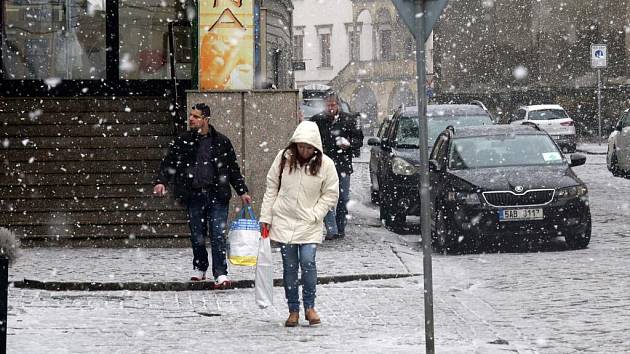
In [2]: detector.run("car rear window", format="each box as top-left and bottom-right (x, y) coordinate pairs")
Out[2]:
(449, 134), (564, 169)
(528, 109), (569, 120)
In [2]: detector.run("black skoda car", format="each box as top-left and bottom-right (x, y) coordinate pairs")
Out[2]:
(429, 125), (591, 251)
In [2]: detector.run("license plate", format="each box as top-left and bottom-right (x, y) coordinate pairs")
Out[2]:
(499, 208), (544, 221)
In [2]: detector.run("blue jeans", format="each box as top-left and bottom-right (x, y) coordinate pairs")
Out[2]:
(324, 172), (351, 236)
(280, 243), (317, 312)
(186, 191), (229, 279)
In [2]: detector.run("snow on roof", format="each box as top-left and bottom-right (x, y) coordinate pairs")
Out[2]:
(521, 104), (565, 111)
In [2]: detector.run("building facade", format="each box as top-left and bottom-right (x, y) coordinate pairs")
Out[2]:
(291, 0), (354, 88)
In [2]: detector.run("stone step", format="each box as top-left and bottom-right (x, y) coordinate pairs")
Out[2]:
(0, 184), (158, 199)
(2, 124), (171, 137)
(0, 210), (187, 226)
(0, 111), (174, 125)
(0, 97), (173, 113)
(6, 160), (160, 174)
(0, 148), (166, 162)
(0, 172), (158, 186)
(2, 136), (173, 149)
(0, 197), (182, 212)
(10, 223), (190, 241)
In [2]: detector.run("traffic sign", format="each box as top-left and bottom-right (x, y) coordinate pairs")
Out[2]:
(591, 44), (607, 68)
(392, 0), (448, 42)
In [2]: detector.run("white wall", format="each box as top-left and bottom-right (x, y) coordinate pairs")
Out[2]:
(292, 0), (353, 88)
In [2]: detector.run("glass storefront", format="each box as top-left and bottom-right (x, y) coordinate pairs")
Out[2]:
(119, 0), (191, 80)
(0, 0), (192, 95)
(2, 0), (106, 80)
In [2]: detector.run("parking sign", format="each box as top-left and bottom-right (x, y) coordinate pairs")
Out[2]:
(591, 44), (607, 68)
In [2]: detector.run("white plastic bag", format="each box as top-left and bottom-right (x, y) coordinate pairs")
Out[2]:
(227, 206), (260, 266)
(255, 235), (273, 308)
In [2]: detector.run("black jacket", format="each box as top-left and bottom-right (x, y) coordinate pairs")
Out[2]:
(309, 111), (364, 174)
(154, 127), (248, 205)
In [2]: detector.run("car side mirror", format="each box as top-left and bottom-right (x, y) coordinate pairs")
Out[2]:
(367, 137), (380, 146)
(569, 153), (587, 167)
(429, 159), (441, 172)
(616, 123), (623, 131)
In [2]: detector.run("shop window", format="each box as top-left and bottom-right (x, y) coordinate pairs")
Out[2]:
(1, 0), (106, 80)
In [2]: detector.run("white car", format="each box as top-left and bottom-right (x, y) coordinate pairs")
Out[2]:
(509, 104), (577, 152)
(607, 108), (630, 177)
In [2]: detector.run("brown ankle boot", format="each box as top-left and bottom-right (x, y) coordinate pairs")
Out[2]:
(285, 312), (299, 327)
(305, 308), (321, 325)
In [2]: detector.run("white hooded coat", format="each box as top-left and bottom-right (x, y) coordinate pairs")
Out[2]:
(259, 121), (339, 244)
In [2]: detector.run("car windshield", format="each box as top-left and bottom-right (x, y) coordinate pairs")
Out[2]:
(300, 102), (325, 119)
(528, 109), (569, 120)
(395, 115), (493, 147)
(448, 134), (565, 169)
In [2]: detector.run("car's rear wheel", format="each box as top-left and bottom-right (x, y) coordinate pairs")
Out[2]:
(565, 219), (591, 250)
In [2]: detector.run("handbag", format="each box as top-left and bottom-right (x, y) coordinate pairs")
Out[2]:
(255, 225), (273, 308)
(227, 205), (260, 266)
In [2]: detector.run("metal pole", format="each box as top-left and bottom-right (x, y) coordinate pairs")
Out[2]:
(597, 68), (602, 143)
(0, 257), (8, 352)
(414, 0), (435, 352)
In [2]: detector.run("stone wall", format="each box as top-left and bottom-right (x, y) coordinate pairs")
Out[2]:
(186, 90), (299, 216)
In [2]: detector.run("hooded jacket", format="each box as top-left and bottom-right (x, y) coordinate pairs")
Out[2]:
(259, 121), (339, 244)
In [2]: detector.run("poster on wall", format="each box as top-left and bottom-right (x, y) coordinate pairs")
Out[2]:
(199, 0), (254, 90)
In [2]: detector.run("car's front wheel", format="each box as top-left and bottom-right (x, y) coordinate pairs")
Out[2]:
(609, 147), (623, 177)
(431, 204), (456, 253)
(565, 219), (591, 250)
(379, 189), (406, 232)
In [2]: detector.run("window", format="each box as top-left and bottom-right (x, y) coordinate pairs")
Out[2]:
(319, 33), (331, 68)
(346, 23), (361, 61)
(2, 0), (106, 80)
(293, 34), (304, 61)
(380, 30), (392, 61)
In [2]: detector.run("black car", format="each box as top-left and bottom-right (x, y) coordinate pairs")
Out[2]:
(367, 104), (494, 230)
(429, 125), (591, 251)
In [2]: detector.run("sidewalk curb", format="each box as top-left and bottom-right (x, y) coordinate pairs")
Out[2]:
(576, 148), (607, 155)
(12, 273), (420, 292)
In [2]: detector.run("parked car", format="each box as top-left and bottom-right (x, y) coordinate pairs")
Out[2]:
(607, 108), (630, 177)
(509, 104), (576, 152)
(367, 104), (494, 230)
(429, 125), (591, 252)
(368, 114), (393, 203)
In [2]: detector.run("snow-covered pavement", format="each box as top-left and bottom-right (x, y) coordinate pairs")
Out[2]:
(7, 144), (630, 353)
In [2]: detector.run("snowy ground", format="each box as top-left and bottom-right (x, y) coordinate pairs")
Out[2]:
(6, 144), (630, 353)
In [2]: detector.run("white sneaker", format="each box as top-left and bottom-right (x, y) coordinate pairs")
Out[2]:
(190, 270), (206, 281)
(214, 275), (231, 289)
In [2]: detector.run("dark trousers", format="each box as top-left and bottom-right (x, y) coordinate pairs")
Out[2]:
(186, 191), (229, 279)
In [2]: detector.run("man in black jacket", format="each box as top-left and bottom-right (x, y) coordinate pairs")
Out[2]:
(309, 92), (363, 240)
(153, 103), (252, 287)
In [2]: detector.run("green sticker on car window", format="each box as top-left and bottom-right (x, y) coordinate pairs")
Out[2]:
(542, 152), (562, 161)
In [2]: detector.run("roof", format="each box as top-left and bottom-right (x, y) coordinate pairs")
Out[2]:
(450, 125), (546, 138)
(520, 104), (565, 111)
(400, 104), (488, 117)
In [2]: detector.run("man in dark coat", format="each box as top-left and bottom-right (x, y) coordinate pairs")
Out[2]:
(153, 103), (252, 287)
(309, 92), (363, 240)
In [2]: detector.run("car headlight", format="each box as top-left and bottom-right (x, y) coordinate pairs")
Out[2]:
(447, 191), (480, 204)
(392, 157), (419, 176)
(557, 185), (588, 199)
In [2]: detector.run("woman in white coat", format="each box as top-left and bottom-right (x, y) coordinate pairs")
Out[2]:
(260, 121), (339, 327)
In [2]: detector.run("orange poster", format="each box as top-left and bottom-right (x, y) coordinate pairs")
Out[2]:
(199, 0), (254, 90)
